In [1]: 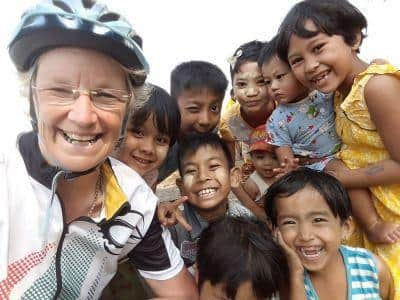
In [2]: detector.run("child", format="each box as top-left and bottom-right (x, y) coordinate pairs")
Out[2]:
(107, 83), (181, 299)
(114, 83), (180, 189)
(158, 60), (228, 182)
(277, 0), (400, 295)
(220, 40), (275, 167)
(233, 125), (279, 220)
(197, 217), (288, 300)
(264, 169), (394, 299)
(260, 34), (399, 247)
(168, 133), (241, 269)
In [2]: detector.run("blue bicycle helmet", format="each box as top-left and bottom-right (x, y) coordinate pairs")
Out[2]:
(8, 0), (149, 73)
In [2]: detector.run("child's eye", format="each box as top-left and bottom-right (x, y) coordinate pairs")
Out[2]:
(276, 73), (286, 80)
(257, 78), (266, 85)
(313, 43), (324, 53)
(186, 106), (199, 113)
(290, 57), (303, 67)
(235, 82), (246, 88)
(184, 168), (196, 175)
(264, 79), (271, 85)
(210, 104), (221, 113)
(209, 164), (221, 170)
(313, 217), (326, 223)
(132, 128), (144, 138)
(156, 135), (170, 145)
(281, 219), (296, 226)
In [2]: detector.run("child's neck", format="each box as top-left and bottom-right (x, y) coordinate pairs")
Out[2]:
(308, 250), (347, 299)
(241, 101), (274, 128)
(338, 57), (369, 98)
(196, 199), (228, 222)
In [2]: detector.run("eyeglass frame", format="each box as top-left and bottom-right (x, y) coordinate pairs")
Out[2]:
(30, 82), (132, 111)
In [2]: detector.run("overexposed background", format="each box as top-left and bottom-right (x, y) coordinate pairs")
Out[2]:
(1, 0), (399, 148)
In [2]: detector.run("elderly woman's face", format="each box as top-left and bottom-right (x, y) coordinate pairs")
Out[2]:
(33, 47), (129, 172)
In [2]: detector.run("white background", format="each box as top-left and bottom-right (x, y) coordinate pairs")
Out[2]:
(1, 0), (399, 148)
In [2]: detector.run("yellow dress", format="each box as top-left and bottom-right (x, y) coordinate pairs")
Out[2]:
(335, 63), (400, 298)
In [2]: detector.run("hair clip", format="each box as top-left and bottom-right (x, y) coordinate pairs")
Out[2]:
(227, 49), (243, 68)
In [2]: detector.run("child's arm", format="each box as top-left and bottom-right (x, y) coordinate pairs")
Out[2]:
(274, 146), (300, 175)
(232, 180), (267, 220)
(275, 229), (307, 300)
(374, 253), (394, 300)
(332, 74), (400, 188)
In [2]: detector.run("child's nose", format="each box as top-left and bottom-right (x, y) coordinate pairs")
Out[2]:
(298, 223), (314, 241)
(140, 137), (155, 154)
(198, 111), (211, 127)
(305, 57), (319, 73)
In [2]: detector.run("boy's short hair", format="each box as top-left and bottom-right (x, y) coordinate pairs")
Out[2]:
(178, 133), (233, 176)
(277, 0), (367, 63)
(230, 40), (264, 79)
(264, 168), (352, 226)
(129, 84), (180, 146)
(257, 35), (282, 68)
(170, 61), (228, 100)
(197, 217), (288, 299)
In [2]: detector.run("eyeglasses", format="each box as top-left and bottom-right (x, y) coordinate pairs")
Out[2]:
(31, 83), (132, 111)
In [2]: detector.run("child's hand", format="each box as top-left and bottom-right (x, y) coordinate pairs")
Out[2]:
(275, 229), (304, 277)
(273, 157), (300, 178)
(157, 196), (192, 231)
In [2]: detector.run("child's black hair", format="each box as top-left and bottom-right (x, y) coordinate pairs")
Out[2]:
(170, 61), (228, 100)
(197, 217), (288, 299)
(257, 35), (286, 68)
(230, 40), (265, 80)
(128, 84), (180, 146)
(277, 0), (367, 63)
(264, 168), (352, 227)
(178, 132), (233, 176)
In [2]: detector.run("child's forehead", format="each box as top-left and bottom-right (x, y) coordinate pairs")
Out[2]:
(184, 145), (228, 164)
(234, 62), (262, 78)
(177, 88), (223, 103)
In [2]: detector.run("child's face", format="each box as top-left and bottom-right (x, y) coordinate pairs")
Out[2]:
(233, 61), (270, 115)
(262, 55), (308, 105)
(200, 280), (258, 300)
(116, 115), (170, 176)
(177, 89), (222, 137)
(250, 150), (280, 179)
(287, 20), (359, 94)
(180, 145), (236, 211)
(275, 185), (351, 273)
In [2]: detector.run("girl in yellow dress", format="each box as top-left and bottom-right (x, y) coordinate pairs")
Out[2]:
(277, 0), (400, 298)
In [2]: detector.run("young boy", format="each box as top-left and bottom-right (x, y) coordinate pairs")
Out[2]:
(158, 61), (228, 182)
(196, 217), (288, 300)
(232, 125), (279, 220)
(168, 133), (240, 269)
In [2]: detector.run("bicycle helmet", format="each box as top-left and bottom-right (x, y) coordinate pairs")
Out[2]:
(8, 0), (149, 73)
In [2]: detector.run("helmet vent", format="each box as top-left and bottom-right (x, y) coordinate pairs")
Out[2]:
(82, 0), (96, 9)
(98, 12), (120, 22)
(52, 0), (73, 13)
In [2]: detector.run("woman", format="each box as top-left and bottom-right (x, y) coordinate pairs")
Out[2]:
(1, 0), (197, 299)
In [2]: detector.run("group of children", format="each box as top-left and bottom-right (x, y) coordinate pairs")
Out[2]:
(106, 0), (400, 299)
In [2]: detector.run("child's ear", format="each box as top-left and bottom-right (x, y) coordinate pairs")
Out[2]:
(351, 32), (362, 51)
(230, 167), (241, 188)
(341, 216), (354, 242)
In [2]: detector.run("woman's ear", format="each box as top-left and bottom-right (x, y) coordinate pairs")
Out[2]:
(230, 167), (241, 188)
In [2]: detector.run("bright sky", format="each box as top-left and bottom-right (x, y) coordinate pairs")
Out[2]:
(1, 0), (399, 148)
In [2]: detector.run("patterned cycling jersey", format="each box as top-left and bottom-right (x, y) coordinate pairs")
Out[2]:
(0, 132), (183, 299)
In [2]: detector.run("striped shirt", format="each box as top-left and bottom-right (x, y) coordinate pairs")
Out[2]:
(304, 245), (380, 299)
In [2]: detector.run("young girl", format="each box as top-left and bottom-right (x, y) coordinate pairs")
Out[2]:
(114, 83), (180, 190)
(278, 0), (400, 296)
(220, 40), (275, 168)
(233, 125), (279, 220)
(106, 83), (181, 299)
(265, 169), (394, 300)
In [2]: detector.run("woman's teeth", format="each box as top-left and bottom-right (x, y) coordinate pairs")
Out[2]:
(63, 131), (100, 145)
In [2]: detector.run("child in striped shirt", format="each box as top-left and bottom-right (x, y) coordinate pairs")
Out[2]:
(264, 169), (394, 300)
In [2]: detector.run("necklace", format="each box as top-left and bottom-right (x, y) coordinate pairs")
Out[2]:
(87, 170), (104, 218)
